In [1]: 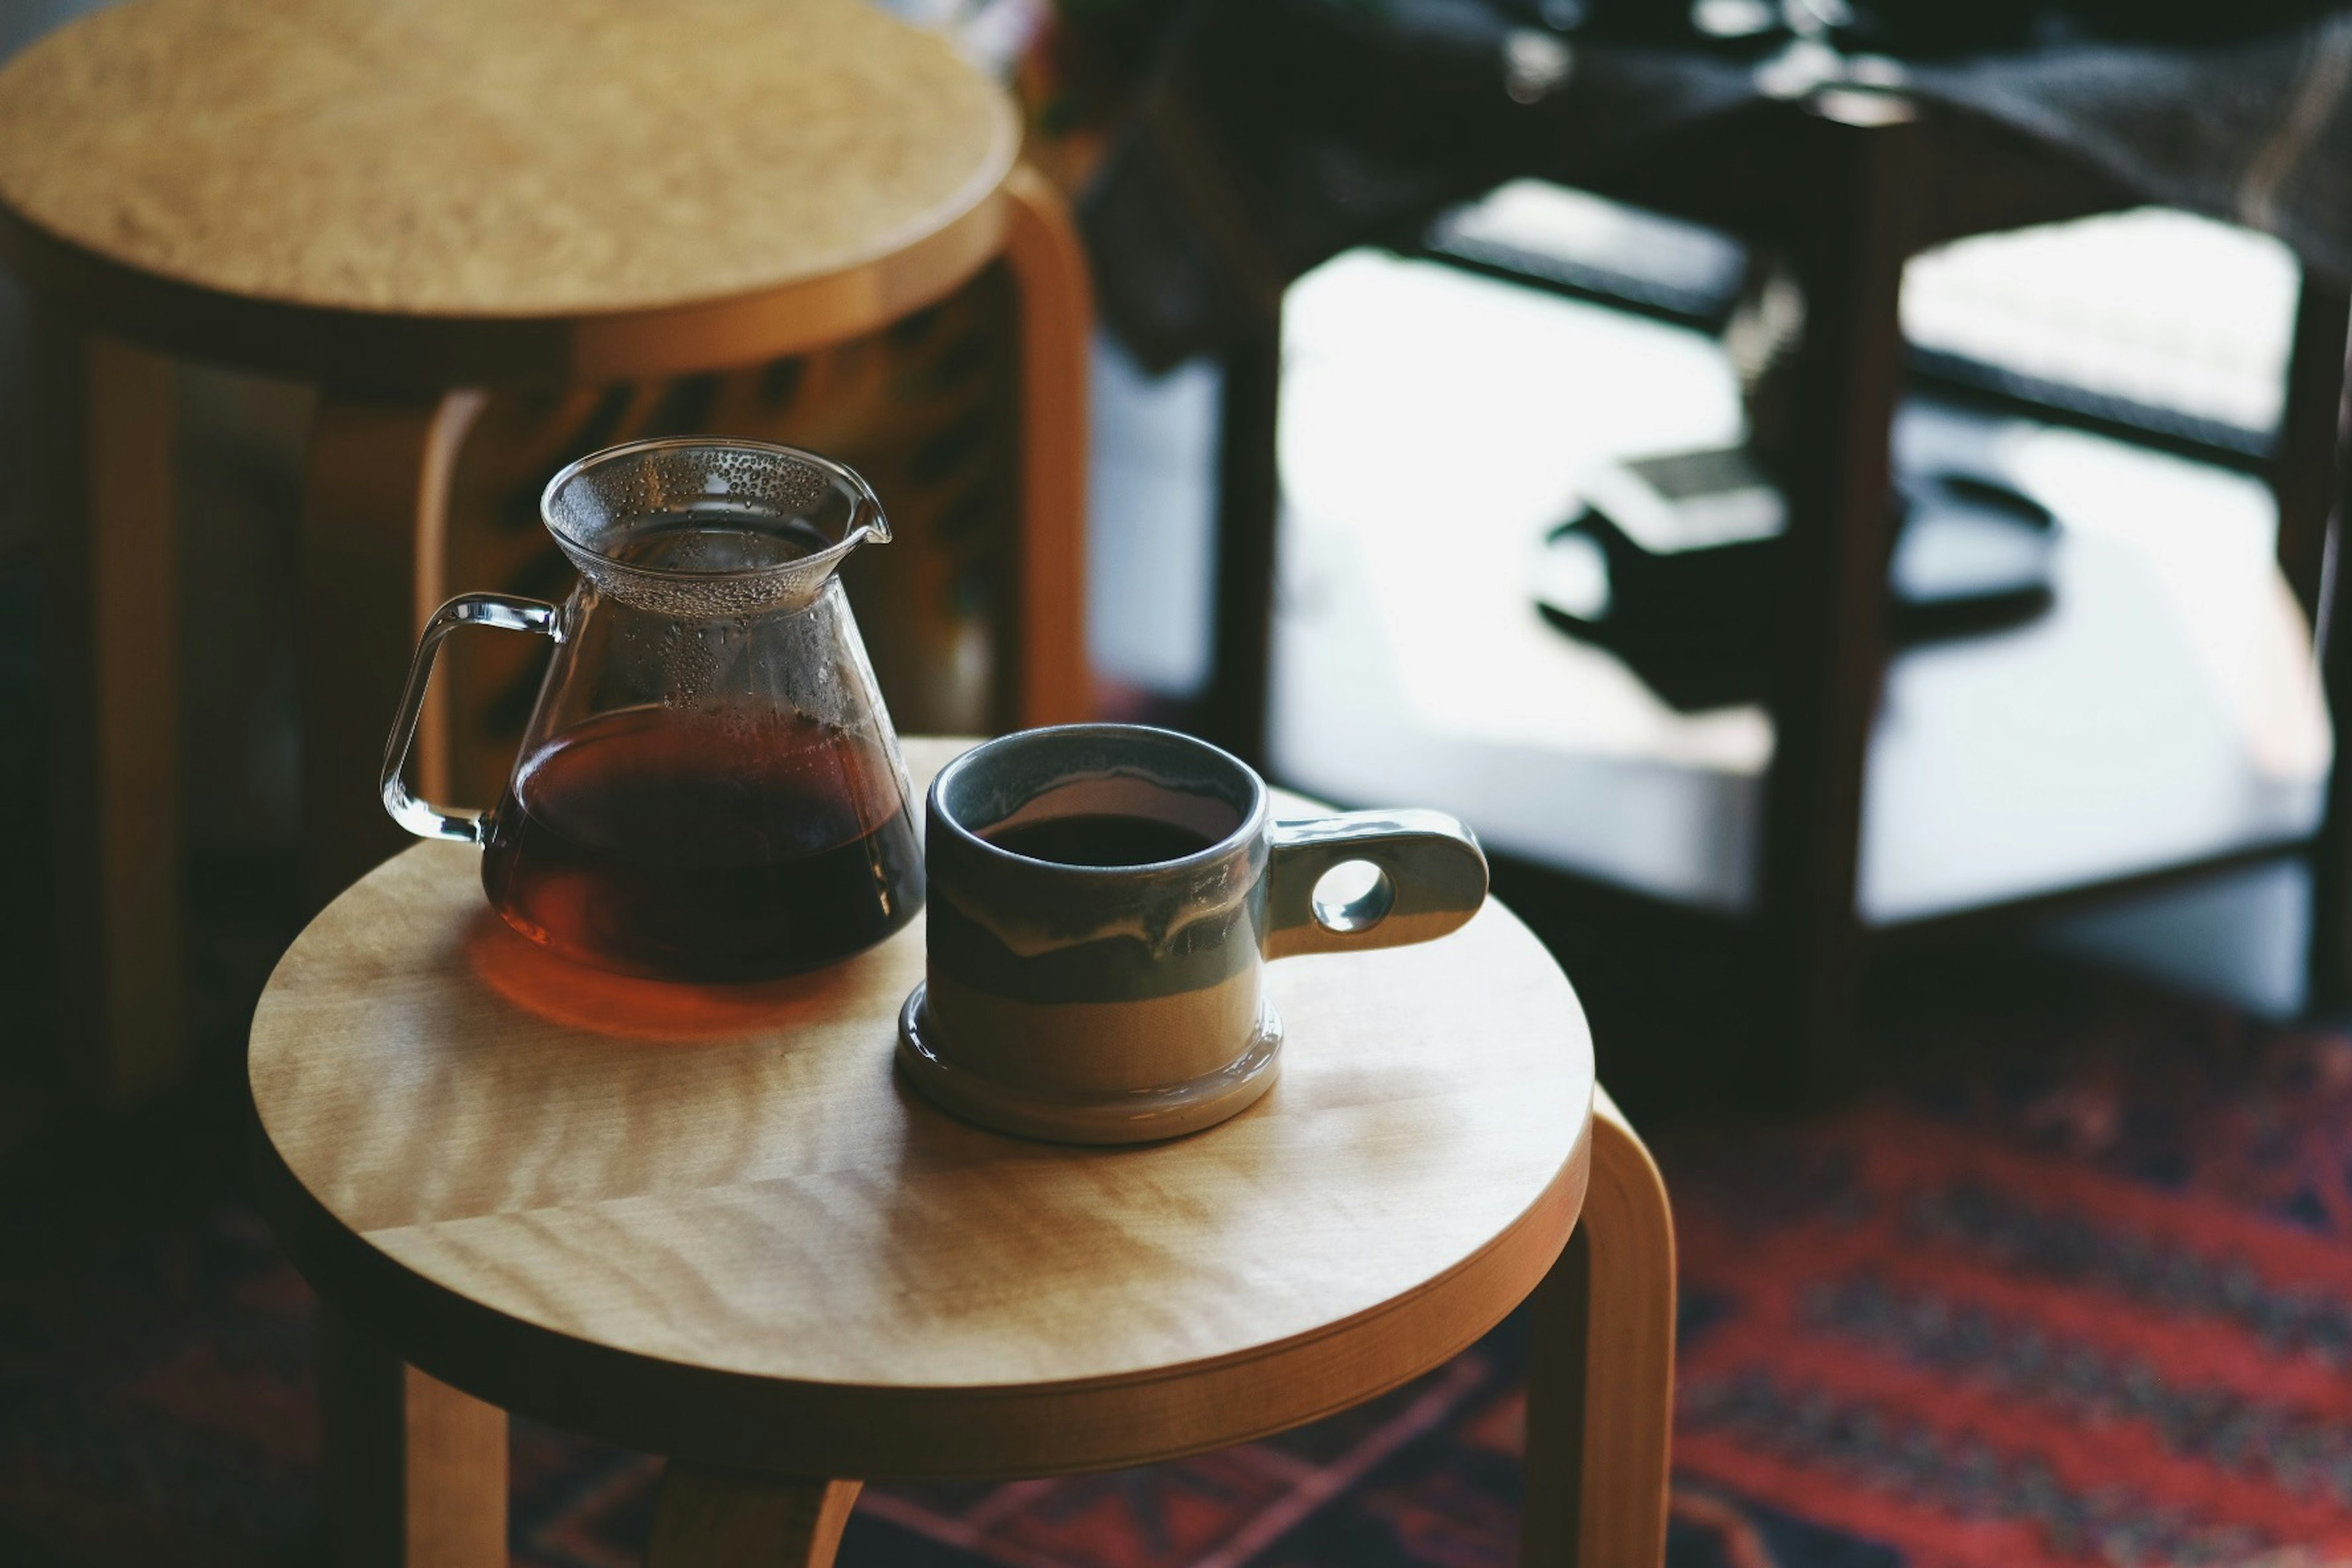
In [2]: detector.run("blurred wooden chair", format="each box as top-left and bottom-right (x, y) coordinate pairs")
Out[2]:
(1212, 88), (2352, 1095)
(0, 0), (1092, 1106)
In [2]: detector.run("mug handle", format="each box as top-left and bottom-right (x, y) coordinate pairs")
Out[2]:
(1262, 809), (1489, 960)
(380, 592), (560, 844)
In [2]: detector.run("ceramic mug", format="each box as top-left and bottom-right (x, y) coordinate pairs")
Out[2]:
(895, 724), (1489, 1143)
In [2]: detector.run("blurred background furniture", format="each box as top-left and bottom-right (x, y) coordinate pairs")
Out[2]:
(1446, 87), (2351, 1093)
(0, 0), (1093, 1109)
(249, 736), (1678, 1568)
(1079, 6), (2352, 1096)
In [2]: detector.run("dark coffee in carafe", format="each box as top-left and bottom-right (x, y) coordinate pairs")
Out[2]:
(481, 709), (921, 981)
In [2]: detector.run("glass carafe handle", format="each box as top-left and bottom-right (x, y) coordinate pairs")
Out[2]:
(382, 593), (560, 844)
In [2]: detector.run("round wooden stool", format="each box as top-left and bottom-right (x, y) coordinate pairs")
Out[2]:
(0, 0), (1091, 1106)
(247, 737), (1677, 1568)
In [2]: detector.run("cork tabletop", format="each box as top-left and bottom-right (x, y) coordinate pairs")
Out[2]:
(0, 0), (1021, 380)
(249, 739), (1595, 1480)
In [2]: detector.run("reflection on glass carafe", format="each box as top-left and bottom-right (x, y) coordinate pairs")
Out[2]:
(381, 438), (923, 981)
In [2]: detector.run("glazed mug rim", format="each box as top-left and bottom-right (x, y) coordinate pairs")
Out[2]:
(928, 723), (1272, 878)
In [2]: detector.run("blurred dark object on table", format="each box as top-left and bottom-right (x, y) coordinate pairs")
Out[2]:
(1532, 451), (2057, 710)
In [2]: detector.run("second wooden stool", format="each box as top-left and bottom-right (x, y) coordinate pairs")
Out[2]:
(0, 0), (1092, 1104)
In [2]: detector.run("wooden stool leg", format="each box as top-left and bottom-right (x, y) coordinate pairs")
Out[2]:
(30, 311), (185, 1107)
(999, 162), (1093, 728)
(1521, 1088), (1676, 1567)
(649, 1466), (862, 1567)
(298, 387), (483, 910)
(317, 1306), (507, 1568)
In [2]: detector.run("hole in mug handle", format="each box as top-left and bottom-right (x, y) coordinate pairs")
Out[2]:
(1264, 807), (1485, 960)
(1311, 861), (1395, 933)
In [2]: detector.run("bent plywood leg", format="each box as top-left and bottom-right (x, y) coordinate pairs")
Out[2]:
(999, 162), (1092, 728)
(649, 1465), (862, 1567)
(298, 388), (483, 909)
(31, 311), (184, 1108)
(317, 1306), (507, 1568)
(1521, 1087), (1676, 1567)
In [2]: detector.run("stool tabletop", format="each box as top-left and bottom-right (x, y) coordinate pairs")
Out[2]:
(249, 738), (1593, 1480)
(0, 0), (1019, 382)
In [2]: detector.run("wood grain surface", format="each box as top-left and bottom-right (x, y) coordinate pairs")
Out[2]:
(0, 0), (1012, 315)
(251, 738), (1594, 1480)
(0, 0), (1019, 382)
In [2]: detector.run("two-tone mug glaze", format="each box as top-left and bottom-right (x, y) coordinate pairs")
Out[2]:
(895, 725), (1490, 1143)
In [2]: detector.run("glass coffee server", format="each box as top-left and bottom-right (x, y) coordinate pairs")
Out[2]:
(381, 438), (924, 981)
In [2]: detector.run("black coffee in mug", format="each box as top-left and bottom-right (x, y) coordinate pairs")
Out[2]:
(984, 813), (1216, 868)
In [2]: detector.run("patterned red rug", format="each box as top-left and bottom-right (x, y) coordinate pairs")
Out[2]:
(7, 959), (2352, 1567)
